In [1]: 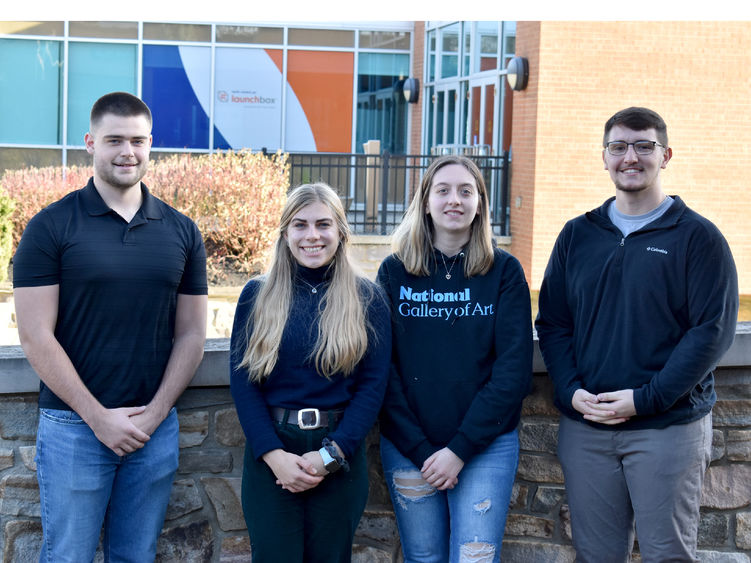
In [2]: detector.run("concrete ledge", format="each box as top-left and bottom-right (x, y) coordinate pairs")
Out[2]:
(3, 323), (750, 393)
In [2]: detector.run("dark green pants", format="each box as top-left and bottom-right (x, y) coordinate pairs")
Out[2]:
(241, 421), (369, 563)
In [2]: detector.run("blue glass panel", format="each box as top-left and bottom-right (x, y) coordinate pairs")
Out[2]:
(142, 45), (210, 149)
(67, 42), (137, 145)
(355, 53), (409, 154)
(0, 39), (62, 144)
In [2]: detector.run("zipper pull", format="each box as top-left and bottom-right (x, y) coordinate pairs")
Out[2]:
(620, 237), (625, 247)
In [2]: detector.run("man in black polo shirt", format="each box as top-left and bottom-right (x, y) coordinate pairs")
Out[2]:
(13, 92), (208, 561)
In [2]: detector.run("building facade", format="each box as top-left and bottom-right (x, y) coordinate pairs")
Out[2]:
(2, 20), (750, 293)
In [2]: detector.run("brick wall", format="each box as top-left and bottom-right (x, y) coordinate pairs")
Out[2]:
(510, 21), (751, 293)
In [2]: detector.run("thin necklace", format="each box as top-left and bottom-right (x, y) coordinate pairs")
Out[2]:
(440, 250), (463, 280)
(298, 277), (324, 294)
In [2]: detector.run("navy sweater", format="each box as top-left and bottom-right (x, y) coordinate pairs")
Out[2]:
(230, 265), (391, 460)
(376, 248), (533, 468)
(535, 196), (738, 429)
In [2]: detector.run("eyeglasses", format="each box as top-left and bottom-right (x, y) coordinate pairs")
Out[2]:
(605, 140), (666, 156)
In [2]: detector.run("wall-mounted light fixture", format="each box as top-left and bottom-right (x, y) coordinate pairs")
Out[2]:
(403, 77), (420, 103)
(505, 56), (529, 91)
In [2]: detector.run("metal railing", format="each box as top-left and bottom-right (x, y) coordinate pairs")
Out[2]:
(283, 150), (510, 236)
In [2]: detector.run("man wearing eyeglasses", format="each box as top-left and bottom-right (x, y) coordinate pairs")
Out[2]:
(535, 107), (738, 562)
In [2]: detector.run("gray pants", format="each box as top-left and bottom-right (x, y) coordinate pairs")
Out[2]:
(557, 414), (712, 563)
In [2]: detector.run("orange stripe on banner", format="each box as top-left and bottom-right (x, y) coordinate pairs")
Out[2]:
(286, 51), (353, 153)
(265, 49), (283, 74)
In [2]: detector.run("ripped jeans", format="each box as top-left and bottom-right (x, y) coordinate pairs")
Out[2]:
(380, 430), (518, 563)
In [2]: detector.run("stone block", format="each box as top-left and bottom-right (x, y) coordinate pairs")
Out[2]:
(178, 411), (208, 448)
(519, 421), (559, 454)
(0, 396), (39, 441)
(355, 508), (398, 544)
(697, 550), (750, 562)
(559, 504), (572, 541)
(712, 430), (726, 462)
(157, 519), (214, 562)
(712, 400), (751, 427)
(19, 446), (35, 471)
(219, 535), (251, 562)
(698, 512), (729, 546)
(501, 539), (576, 562)
(701, 464), (751, 509)
(505, 514), (555, 538)
(727, 430), (751, 462)
(0, 474), (40, 517)
(521, 377), (559, 417)
(201, 477), (246, 531)
(516, 453), (564, 484)
(215, 408), (245, 447)
(0, 447), (13, 470)
(531, 485), (566, 514)
(352, 544), (394, 563)
(3, 519), (42, 563)
(165, 478), (203, 521)
(178, 449), (232, 474)
(510, 483), (529, 510)
(737, 511), (751, 550)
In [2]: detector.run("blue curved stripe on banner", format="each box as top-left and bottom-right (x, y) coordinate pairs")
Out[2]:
(213, 126), (230, 150)
(142, 45), (210, 149)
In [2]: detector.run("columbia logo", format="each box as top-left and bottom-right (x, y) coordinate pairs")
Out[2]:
(646, 246), (668, 255)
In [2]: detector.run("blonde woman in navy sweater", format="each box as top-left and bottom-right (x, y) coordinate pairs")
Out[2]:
(376, 155), (533, 562)
(230, 183), (390, 563)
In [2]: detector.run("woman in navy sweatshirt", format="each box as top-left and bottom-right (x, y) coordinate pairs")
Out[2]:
(230, 183), (391, 562)
(376, 155), (533, 562)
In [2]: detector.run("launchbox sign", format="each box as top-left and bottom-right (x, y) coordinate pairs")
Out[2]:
(217, 90), (277, 108)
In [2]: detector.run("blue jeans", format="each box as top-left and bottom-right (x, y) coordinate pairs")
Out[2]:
(381, 430), (519, 563)
(35, 407), (179, 563)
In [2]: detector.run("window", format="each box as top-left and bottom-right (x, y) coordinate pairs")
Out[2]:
(67, 42), (137, 145)
(356, 53), (409, 154)
(213, 48), (283, 150)
(142, 45), (211, 149)
(0, 39), (62, 144)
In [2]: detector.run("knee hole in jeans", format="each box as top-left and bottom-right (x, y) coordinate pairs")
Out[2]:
(459, 540), (495, 563)
(473, 498), (492, 514)
(391, 469), (436, 508)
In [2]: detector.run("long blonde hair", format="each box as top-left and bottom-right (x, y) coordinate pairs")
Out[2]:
(392, 155), (494, 277)
(240, 183), (371, 382)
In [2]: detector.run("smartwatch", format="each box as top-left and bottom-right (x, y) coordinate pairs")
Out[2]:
(318, 445), (340, 473)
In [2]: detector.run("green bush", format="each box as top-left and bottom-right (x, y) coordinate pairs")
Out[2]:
(1, 150), (290, 284)
(0, 189), (14, 282)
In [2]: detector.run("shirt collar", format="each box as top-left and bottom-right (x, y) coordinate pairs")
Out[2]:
(82, 177), (163, 220)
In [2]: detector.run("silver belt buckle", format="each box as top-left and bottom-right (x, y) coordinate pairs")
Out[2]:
(297, 408), (322, 430)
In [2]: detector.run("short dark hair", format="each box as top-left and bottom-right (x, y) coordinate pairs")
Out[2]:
(90, 92), (152, 130)
(603, 107), (668, 147)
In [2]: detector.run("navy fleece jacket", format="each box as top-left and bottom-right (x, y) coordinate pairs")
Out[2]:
(535, 196), (738, 429)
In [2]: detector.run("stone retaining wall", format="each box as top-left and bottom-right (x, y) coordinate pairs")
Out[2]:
(1, 329), (750, 562)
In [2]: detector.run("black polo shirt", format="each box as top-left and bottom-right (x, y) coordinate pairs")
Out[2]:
(13, 178), (208, 410)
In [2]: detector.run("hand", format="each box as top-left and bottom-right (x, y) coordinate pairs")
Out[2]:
(129, 406), (165, 437)
(590, 389), (636, 425)
(262, 449), (324, 493)
(89, 406), (151, 456)
(302, 450), (329, 477)
(421, 448), (464, 490)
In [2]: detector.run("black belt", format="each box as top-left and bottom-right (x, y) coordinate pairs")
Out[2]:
(271, 407), (344, 430)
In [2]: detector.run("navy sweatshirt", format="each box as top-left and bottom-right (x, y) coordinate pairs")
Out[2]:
(535, 196), (738, 429)
(230, 265), (391, 460)
(376, 248), (533, 469)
